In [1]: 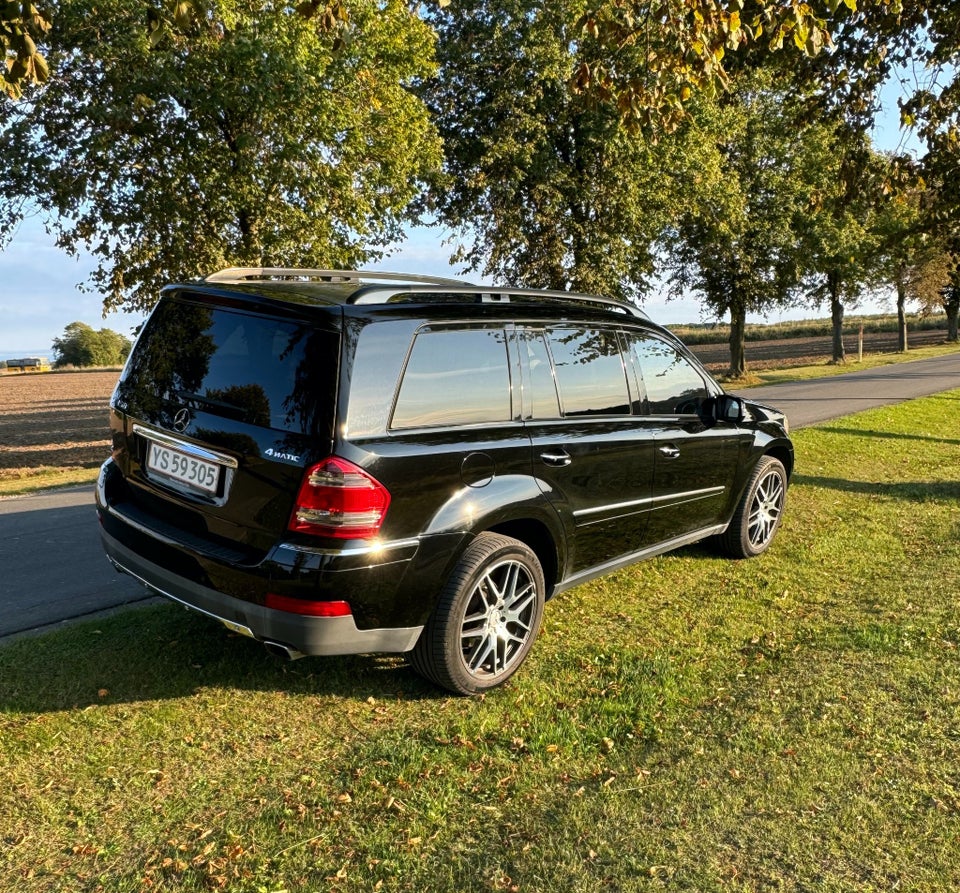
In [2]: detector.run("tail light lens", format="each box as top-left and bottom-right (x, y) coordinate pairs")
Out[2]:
(266, 594), (352, 617)
(288, 457), (390, 538)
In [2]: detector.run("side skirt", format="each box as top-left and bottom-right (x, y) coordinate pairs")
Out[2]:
(552, 524), (727, 597)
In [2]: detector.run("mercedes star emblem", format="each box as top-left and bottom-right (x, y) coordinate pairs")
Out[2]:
(172, 408), (191, 432)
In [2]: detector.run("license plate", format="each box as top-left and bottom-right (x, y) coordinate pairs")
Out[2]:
(147, 442), (220, 495)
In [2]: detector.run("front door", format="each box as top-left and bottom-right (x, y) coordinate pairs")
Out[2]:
(627, 333), (747, 546)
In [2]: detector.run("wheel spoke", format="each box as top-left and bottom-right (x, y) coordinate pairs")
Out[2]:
(468, 634), (497, 673)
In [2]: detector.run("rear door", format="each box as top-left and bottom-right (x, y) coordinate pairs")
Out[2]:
(110, 293), (340, 556)
(520, 325), (658, 575)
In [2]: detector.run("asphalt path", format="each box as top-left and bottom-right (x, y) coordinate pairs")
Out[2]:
(0, 488), (155, 639)
(1, 350), (958, 641)
(733, 350), (960, 428)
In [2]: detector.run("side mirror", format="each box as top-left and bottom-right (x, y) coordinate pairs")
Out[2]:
(700, 395), (745, 426)
(715, 395), (745, 423)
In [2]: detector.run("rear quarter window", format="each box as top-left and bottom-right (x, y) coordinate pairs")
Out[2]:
(391, 328), (512, 429)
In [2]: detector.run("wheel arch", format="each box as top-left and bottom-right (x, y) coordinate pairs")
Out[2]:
(764, 442), (794, 479)
(486, 517), (561, 600)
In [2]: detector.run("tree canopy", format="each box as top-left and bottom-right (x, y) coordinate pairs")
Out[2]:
(52, 322), (132, 367)
(1, 1), (50, 98)
(2, 0), (958, 354)
(665, 73), (837, 375)
(2, 0), (442, 311)
(421, 0), (721, 303)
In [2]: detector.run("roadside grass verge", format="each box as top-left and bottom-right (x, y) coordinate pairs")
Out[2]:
(0, 466), (99, 497)
(2, 392), (960, 892)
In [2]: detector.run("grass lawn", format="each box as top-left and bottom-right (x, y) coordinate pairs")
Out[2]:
(2, 391), (959, 891)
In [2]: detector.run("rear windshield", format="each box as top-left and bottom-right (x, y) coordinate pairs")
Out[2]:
(116, 297), (338, 435)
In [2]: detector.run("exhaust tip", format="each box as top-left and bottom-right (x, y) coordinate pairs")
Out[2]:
(263, 640), (305, 661)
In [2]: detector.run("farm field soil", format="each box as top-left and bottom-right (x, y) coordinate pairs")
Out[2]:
(0, 371), (119, 485)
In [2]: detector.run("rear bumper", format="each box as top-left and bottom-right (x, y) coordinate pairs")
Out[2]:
(96, 459), (425, 655)
(100, 525), (423, 655)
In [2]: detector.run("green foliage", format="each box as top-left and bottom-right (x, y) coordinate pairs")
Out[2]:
(51, 321), (131, 367)
(1, 0), (442, 313)
(1, 0), (50, 98)
(665, 72), (829, 373)
(571, 0), (902, 131)
(422, 0), (717, 303)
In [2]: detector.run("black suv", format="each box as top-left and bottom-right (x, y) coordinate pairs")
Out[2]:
(97, 268), (793, 694)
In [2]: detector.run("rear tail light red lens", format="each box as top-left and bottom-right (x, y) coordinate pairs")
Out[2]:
(288, 457), (390, 538)
(266, 594), (352, 617)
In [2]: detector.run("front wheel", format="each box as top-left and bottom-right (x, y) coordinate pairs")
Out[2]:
(716, 456), (787, 558)
(409, 533), (545, 695)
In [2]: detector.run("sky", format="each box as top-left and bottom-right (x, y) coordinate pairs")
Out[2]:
(0, 78), (922, 361)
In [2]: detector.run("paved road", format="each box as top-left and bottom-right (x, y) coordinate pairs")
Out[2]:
(733, 350), (960, 428)
(0, 487), (154, 639)
(1, 350), (958, 641)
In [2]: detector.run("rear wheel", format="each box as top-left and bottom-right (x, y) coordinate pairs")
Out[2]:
(409, 533), (545, 695)
(716, 456), (787, 558)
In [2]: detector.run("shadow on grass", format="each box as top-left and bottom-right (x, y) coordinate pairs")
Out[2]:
(792, 474), (960, 502)
(816, 426), (960, 447)
(0, 603), (443, 713)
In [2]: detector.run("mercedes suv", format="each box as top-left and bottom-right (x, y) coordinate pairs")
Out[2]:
(96, 268), (793, 694)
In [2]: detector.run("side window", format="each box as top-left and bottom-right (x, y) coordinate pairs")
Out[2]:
(546, 327), (630, 417)
(631, 335), (709, 415)
(391, 328), (511, 429)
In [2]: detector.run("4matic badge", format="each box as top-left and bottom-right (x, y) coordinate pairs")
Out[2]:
(265, 447), (301, 463)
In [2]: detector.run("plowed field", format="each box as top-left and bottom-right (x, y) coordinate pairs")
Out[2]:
(688, 327), (948, 372)
(0, 371), (118, 478)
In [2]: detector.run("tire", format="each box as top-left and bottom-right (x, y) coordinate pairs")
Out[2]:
(716, 456), (787, 559)
(409, 533), (545, 695)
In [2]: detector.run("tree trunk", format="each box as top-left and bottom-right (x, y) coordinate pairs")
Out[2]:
(944, 283), (959, 342)
(829, 271), (846, 363)
(728, 302), (747, 378)
(238, 208), (262, 265)
(896, 275), (908, 352)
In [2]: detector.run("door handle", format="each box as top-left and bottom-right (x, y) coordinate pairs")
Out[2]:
(540, 449), (572, 468)
(659, 445), (680, 460)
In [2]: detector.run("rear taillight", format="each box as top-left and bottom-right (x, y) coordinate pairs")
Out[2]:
(288, 457), (390, 539)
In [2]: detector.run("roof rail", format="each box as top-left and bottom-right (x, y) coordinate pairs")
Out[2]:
(349, 284), (646, 318)
(203, 267), (468, 287)
(201, 268), (645, 318)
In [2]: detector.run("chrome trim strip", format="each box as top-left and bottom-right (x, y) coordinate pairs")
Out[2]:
(133, 424), (239, 468)
(573, 486), (725, 518)
(277, 538), (421, 558)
